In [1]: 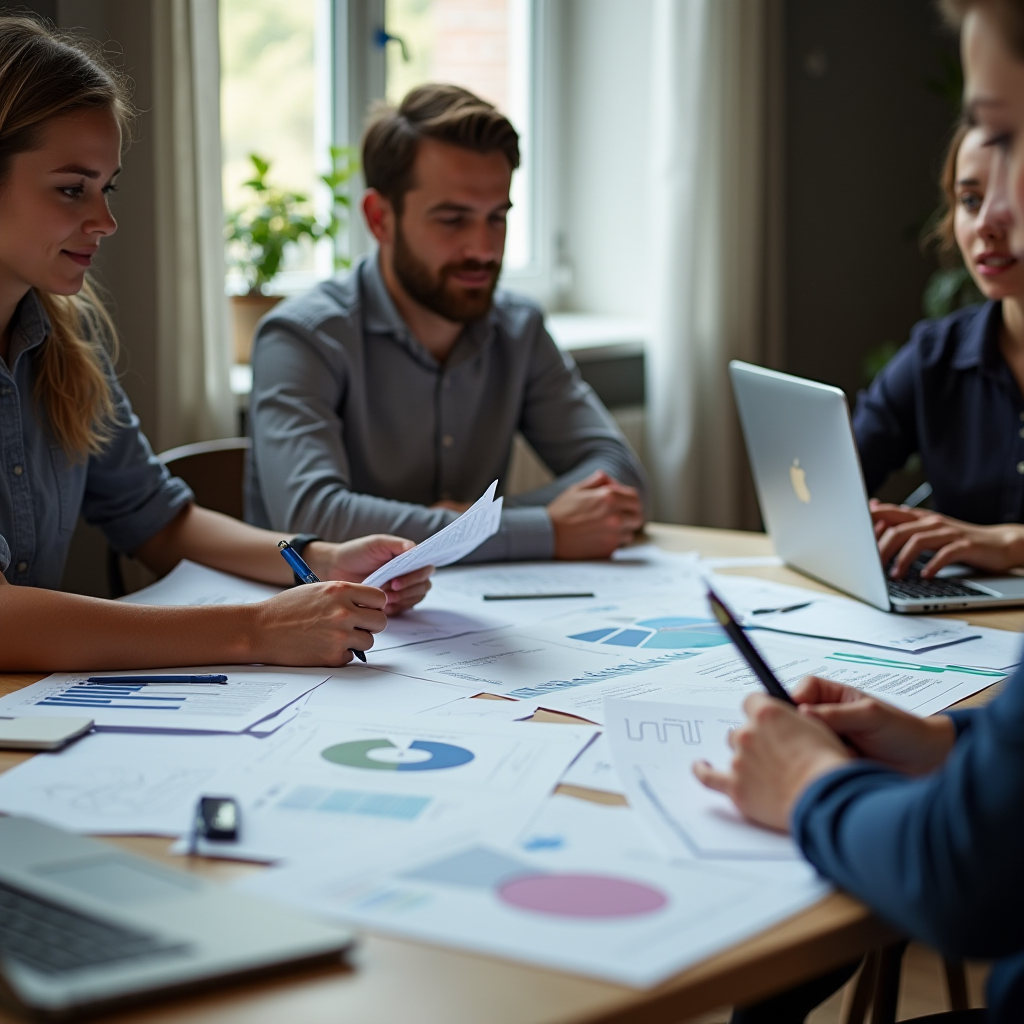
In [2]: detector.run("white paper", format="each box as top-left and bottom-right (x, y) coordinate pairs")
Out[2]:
(121, 560), (281, 606)
(533, 632), (1005, 724)
(604, 699), (798, 860)
(241, 794), (828, 988)
(371, 595), (511, 650)
(426, 548), (700, 626)
(417, 695), (540, 722)
(173, 708), (595, 862)
(362, 482), (503, 588)
(558, 734), (624, 794)
(367, 623), (705, 701)
(0, 669), (327, 734)
(717, 578), (978, 654)
(302, 666), (468, 714)
(700, 555), (784, 569)
(919, 624), (1023, 671)
(0, 731), (259, 835)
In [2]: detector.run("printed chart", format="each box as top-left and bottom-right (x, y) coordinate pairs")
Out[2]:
(403, 846), (668, 919)
(245, 800), (830, 987)
(569, 616), (729, 651)
(0, 671), (326, 733)
(322, 739), (474, 771)
(178, 709), (595, 862)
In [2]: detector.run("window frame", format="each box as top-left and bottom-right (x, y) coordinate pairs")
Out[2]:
(332, 0), (561, 307)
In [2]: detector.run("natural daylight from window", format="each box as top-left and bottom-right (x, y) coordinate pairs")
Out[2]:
(385, 0), (533, 270)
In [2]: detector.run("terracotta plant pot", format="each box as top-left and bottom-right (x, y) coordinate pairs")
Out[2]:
(231, 293), (283, 364)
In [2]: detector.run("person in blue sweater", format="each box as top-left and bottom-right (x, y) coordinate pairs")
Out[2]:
(855, 120), (1024, 581)
(695, 8), (1024, 1020)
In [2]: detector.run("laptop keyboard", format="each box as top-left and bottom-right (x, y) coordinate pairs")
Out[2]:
(885, 557), (982, 601)
(0, 879), (188, 975)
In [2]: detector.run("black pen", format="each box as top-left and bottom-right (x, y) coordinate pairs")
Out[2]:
(278, 540), (367, 663)
(750, 601), (812, 616)
(85, 674), (228, 685)
(707, 587), (796, 705)
(483, 592), (595, 601)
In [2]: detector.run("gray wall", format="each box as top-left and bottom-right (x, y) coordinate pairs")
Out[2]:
(781, 0), (958, 398)
(56, 1), (160, 595)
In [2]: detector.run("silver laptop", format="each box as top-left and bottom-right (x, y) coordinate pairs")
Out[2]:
(729, 360), (1024, 613)
(0, 816), (353, 1020)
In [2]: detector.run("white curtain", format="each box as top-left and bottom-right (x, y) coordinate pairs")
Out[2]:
(151, 0), (234, 449)
(645, 0), (769, 527)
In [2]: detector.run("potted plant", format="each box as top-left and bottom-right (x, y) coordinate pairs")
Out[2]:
(225, 146), (357, 363)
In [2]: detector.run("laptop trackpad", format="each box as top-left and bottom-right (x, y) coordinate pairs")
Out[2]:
(966, 576), (1024, 599)
(34, 856), (201, 904)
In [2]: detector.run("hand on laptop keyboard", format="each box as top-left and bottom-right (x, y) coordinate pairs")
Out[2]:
(870, 501), (1024, 579)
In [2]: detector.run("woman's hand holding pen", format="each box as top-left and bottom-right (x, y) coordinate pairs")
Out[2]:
(693, 694), (851, 832)
(793, 677), (956, 775)
(305, 534), (434, 615)
(693, 678), (957, 832)
(253, 582), (388, 666)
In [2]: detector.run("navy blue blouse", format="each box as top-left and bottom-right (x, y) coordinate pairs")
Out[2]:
(853, 301), (1024, 523)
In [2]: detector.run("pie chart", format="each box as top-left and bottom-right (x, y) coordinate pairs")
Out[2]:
(569, 616), (729, 650)
(498, 873), (668, 918)
(321, 738), (474, 771)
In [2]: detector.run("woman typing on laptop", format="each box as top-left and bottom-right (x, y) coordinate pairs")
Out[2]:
(0, 17), (431, 672)
(700, 7), (1024, 1022)
(855, 121), (1024, 580)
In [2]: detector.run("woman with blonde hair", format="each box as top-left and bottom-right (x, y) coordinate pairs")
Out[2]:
(0, 15), (431, 671)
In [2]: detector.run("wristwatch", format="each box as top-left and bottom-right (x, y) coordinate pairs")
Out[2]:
(288, 534), (321, 585)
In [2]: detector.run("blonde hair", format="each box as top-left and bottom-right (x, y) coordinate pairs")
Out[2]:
(0, 15), (135, 457)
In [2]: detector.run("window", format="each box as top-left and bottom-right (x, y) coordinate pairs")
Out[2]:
(220, 0), (551, 301)
(220, 0), (334, 295)
(382, 0), (533, 272)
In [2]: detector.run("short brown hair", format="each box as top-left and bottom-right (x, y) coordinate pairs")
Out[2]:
(361, 84), (520, 213)
(939, 0), (1024, 59)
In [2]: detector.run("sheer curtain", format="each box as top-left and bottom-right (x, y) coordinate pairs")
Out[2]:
(645, 0), (771, 528)
(151, 0), (233, 448)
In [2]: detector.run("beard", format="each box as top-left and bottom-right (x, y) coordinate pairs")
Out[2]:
(392, 222), (501, 324)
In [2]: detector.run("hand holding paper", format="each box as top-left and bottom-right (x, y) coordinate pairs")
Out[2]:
(363, 481), (503, 589)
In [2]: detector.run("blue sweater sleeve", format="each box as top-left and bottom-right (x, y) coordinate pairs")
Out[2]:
(792, 665), (1024, 960)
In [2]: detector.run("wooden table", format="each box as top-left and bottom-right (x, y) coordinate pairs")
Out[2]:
(0, 524), (1014, 1024)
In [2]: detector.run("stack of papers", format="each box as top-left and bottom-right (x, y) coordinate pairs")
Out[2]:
(2, 534), (1016, 990)
(241, 794), (828, 988)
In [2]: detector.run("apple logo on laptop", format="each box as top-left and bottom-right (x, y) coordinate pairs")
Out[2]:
(790, 459), (811, 503)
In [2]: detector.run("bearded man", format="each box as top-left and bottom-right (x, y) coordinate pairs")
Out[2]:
(246, 84), (647, 562)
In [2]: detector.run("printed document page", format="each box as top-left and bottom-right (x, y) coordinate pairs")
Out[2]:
(121, 559), (281, 606)
(363, 481), (502, 588)
(604, 698), (799, 860)
(0, 731), (259, 836)
(241, 793), (828, 988)
(0, 669), (328, 734)
(530, 631), (1005, 724)
(173, 707), (595, 862)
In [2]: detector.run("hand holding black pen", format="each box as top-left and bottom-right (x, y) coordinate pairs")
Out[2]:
(707, 587), (796, 705)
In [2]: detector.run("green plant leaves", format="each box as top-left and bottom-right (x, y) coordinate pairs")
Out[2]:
(225, 148), (359, 293)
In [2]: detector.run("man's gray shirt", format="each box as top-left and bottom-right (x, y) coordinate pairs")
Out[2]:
(246, 255), (647, 561)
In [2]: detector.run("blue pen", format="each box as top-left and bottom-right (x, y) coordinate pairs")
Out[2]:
(278, 540), (367, 663)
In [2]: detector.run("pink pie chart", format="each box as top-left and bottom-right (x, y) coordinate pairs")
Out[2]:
(497, 873), (668, 919)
